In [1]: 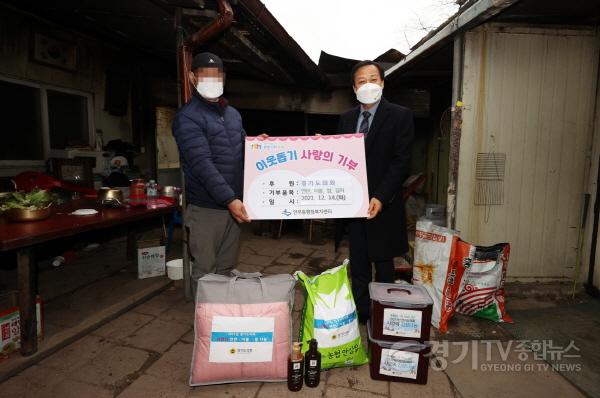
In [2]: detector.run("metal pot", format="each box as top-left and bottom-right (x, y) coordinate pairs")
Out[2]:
(161, 186), (181, 199)
(5, 207), (53, 222)
(97, 187), (124, 206)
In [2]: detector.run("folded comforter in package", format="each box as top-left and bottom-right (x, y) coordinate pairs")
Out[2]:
(190, 270), (295, 386)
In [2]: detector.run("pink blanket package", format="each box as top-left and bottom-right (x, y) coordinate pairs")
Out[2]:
(190, 270), (296, 386)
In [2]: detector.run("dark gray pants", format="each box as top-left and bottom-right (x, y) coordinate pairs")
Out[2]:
(185, 205), (241, 297)
(348, 219), (395, 320)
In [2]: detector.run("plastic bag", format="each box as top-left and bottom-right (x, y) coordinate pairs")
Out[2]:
(295, 261), (369, 369)
(455, 243), (512, 324)
(413, 220), (473, 332)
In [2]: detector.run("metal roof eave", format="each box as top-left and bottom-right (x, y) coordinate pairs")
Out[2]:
(385, 0), (521, 78)
(238, 0), (330, 88)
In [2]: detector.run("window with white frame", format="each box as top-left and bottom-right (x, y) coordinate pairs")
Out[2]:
(0, 76), (94, 162)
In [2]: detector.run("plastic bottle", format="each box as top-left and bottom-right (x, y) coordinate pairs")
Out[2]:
(287, 342), (304, 391)
(304, 339), (321, 388)
(147, 180), (158, 197)
(146, 180), (158, 209)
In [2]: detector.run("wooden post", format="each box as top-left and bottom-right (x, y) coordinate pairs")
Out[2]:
(176, 7), (192, 301)
(447, 34), (464, 229)
(126, 227), (139, 275)
(17, 248), (37, 356)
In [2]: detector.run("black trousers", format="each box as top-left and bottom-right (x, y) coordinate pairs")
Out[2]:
(347, 219), (395, 319)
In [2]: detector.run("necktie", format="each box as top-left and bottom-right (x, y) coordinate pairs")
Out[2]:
(359, 111), (371, 135)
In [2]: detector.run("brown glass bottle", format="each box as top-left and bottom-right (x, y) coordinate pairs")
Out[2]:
(287, 342), (303, 391)
(304, 339), (321, 388)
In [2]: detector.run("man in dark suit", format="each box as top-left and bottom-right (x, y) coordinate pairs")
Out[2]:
(337, 60), (414, 323)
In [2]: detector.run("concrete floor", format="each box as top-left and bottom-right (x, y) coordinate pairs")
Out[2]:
(0, 223), (597, 397)
(0, 222), (179, 381)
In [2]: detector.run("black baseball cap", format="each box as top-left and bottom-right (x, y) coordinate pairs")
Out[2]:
(191, 52), (224, 71)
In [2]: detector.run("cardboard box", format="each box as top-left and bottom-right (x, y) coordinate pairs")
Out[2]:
(137, 238), (166, 279)
(0, 292), (43, 361)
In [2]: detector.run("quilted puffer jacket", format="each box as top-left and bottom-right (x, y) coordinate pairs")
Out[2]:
(172, 92), (245, 209)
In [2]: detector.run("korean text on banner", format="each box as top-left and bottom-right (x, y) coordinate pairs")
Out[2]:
(243, 134), (369, 220)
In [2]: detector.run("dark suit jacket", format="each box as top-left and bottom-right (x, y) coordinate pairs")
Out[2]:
(335, 98), (414, 260)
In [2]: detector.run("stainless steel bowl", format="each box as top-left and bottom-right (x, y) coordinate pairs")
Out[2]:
(97, 187), (124, 206)
(161, 186), (181, 199)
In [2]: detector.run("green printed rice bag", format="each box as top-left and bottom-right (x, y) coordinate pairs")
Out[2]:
(295, 261), (369, 369)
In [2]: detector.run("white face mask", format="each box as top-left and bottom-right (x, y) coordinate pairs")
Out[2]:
(355, 82), (383, 105)
(195, 77), (223, 100)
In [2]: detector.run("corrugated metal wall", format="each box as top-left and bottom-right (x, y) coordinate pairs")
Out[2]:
(457, 24), (599, 279)
(584, 71), (600, 290)
(428, 135), (450, 205)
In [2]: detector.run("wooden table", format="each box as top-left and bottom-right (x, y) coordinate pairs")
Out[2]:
(0, 200), (176, 356)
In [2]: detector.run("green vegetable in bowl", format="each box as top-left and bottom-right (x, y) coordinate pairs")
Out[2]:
(0, 189), (61, 212)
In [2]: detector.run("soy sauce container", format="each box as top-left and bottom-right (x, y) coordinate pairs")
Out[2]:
(369, 282), (433, 343)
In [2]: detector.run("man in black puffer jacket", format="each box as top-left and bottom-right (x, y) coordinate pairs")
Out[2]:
(172, 52), (249, 296)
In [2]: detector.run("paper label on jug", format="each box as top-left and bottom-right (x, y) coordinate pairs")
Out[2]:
(382, 308), (422, 338)
(209, 316), (274, 363)
(379, 349), (419, 379)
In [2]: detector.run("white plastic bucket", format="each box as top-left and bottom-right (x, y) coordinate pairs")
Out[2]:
(166, 259), (183, 280)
